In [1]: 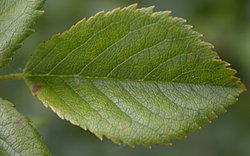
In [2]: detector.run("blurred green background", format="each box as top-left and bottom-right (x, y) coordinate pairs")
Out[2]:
(0, 0), (250, 155)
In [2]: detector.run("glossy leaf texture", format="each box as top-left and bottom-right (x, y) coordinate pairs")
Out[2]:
(24, 4), (245, 147)
(0, 0), (45, 68)
(0, 98), (51, 155)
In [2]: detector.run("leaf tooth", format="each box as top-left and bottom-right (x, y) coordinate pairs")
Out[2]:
(149, 5), (156, 9)
(164, 10), (172, 14)
(69, 18), (87, 31)
(225, 67), (238, 74)
(148, 145), (153, 149)
(13, 43), (23, 52)
(198, 41), (215, 50)
(83, 127), (87, 131)
(137, 5), (155, 14)
(56, 112), (65, 120)
(111, 4), (137, 16)
(49, 105), (65, 120)
(202, 116), (211, 124)
(227, 92), (242, 104)
(70, 119), (80, 126)
(198, 33), (204, 37)
(26, 28), (36, 33)
(119, 140), (135, 147)
(234, 78), (247, 91)
(171, 131), (189, 139)
(127, 143), (136, 148)
(87, 10), (105, 22)
(43, 101), (49, 108)
(185, 24), (193, 29)
(193, 122), (203, 131)
(143, 143), (153, 149)
(36, 10), (45, 15)
(180, 121), (203, 136)
(151, 11), (171, 18)
(208, 111), (219, 119)
(186, 27), (204, 39)
(215, 105), (228, 114)
(158, 138), (172, 146)
(106, 8), (119, 16)
(145, 5), (156, 11)
(124, 3), (138, 10)
(94, 133), (104, 141)
(214, 59), (233, 67)
(178, 17), (187, 23)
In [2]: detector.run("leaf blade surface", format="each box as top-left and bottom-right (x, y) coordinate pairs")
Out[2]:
(24, 5), (245, 146)
(0, 98), (51, 155)
(0, 0), (45, 67)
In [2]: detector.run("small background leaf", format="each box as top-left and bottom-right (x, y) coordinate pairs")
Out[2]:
(24, 4), (245, 146)
(0, 0), (45, 68)
(0, 98), (51, 155)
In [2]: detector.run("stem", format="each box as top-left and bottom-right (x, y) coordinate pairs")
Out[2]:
(0, 73), (25, 82)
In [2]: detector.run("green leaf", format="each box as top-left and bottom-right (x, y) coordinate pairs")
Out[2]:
(0, 0), (45, 68)
(0, 98), (51, 155)
(23, 4), (245, 147)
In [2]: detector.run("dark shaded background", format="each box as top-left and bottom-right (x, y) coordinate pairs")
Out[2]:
(0, 0), (250, 155)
